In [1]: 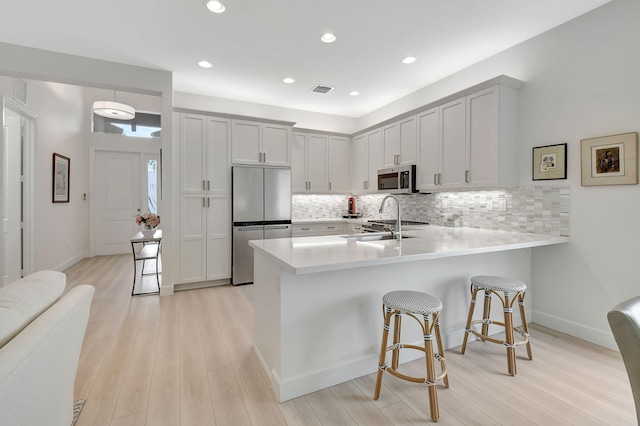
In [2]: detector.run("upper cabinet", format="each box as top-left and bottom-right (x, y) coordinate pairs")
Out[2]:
(382, 115), (417, 168)
(292, 132), (328, 192)
(352, 134), (368, 194)
(327, 136), (350, 193)
(231, 119), (291, 166)
(417, 82), (519, 192)
(292, 132), (351, 193)
(179, 113), (230, 194)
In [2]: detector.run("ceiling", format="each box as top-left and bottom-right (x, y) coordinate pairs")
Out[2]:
(1, 0), (611, 118)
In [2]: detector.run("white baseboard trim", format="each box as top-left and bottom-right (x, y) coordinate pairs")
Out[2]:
(532, 310), (617, 350)
(54, 253), (88, 273)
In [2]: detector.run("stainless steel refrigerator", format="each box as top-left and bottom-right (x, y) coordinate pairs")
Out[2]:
(232, 166), (292, 285)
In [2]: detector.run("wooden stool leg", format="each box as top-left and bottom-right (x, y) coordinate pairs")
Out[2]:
(481, 290), (492, 339)
(433, 312), (449, 388)
(424, 315), (439, 422)
(518, 292), (533, 360)
(461, 284), (478, 354)
(392, 313), (402, 370)
(503, 293), (516, 376)
(374, 307), (392, 400)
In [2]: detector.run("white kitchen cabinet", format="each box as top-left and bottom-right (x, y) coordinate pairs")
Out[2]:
(465, 86), (518, 189)
(179, 112), (231, 284)
(351, 134), (368, 193)
(417, 107), (440, 190)
(382, 115), (417, 168)
(292, 221), (345, 237)
(327, 136), (350, 193)
(417, 83), (518, 191)
(231, 119), (291, 166)
(179, 194), (230, 283)
(367, 129), (383, 193)
(292, 132), (328, 193)
(179, 114), (230, 194)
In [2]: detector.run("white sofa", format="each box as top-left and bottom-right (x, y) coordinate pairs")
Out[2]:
(0, 271), (94, 426)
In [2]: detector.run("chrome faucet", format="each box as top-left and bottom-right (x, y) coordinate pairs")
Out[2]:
(379, 195), (402, 241)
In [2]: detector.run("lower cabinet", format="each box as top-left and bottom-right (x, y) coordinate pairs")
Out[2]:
(292, 222), (347, 237)
(179, 194), (231, 283)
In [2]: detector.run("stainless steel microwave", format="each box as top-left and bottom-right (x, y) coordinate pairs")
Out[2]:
(377, 164), (417, 194)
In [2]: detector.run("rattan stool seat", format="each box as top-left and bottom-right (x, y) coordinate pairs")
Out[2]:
(382, 290), (443, 316)
(471, 275), (527, 293)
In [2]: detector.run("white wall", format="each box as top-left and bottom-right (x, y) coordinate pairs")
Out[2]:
(174, 91), (357, 134)
(359, 0), (639, 349)
(24, 80), (89, 271)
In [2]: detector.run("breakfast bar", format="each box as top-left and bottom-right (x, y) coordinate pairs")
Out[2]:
(249, 226), (569, 402)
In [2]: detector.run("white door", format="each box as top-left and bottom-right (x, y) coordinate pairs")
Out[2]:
(2, 111), (22, 284)
(95, 151), (144, 255)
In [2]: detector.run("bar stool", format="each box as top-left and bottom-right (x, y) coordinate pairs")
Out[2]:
(460, 275), (532, 375)
(374, 290), (449, 422)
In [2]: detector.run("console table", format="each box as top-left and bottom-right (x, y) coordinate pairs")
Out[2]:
(130, 229), (162, 296)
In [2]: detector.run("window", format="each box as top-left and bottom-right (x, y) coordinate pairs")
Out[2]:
(93, 112), (161, 138)
(148, 160), (158, 214)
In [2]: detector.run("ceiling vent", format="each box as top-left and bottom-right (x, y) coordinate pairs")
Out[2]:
(311, 84), (334, 94)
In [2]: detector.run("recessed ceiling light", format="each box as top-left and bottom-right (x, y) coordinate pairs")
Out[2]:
(206, 0), (225, 13)
(283, 77), (295, 84)
(198, 60), (213, 68)
(349, 91), (360, 96)
(321, 33), (336, 43)
(402, 56), (417, 64)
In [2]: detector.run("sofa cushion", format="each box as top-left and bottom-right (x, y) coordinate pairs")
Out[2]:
(0, 271), (66, 348)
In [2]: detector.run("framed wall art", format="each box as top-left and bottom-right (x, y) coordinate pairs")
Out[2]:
(52, 153), (70, 203)
(580, 132), (638, 186)
(532, 143), (567, 181)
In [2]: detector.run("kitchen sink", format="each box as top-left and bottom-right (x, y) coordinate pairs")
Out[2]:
(341, 233), (415, 241)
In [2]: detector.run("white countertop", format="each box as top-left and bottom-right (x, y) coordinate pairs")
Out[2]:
(249, 226), (569, 275)
(292, 218), (365, 224)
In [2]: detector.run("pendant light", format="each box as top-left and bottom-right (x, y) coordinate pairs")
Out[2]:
(92, 91), (135, 120)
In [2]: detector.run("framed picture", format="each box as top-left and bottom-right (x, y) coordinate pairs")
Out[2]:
(580, 132), (638, 186)
(532, 143), (567, 181)
(52, 153), (70, 203)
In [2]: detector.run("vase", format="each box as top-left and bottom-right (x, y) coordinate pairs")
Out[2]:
(142, 226), (155, 237)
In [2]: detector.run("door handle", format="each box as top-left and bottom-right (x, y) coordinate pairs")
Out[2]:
(438, 173), (442, 185)
(207, 180), (211, 191)
(465, 170), (469, 183)
(434, 174), (437, 185)
(202, 180), (206, 190)
(202, 197), (206, 207)
(207, 197), (211, 207)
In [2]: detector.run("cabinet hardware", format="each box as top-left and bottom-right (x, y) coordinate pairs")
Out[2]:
(207, 197), (211, 208)
(329, 182), (332, 190)
(263, 152), (267, 162)
(327, 226), (335, 229)
(202, 197), (206, 207)
(301, 227), (310, 231)
(438, 173), (442, 185)
(434, 174), (437, 185)
(207, 180), (211, 191)
(465, 170), (469, 183)
(202, 180), (206, 190)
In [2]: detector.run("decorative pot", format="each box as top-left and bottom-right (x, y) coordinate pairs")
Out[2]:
(142, 225), (155, 237)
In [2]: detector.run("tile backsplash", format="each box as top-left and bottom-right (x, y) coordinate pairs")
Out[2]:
(293, 186), (570, 236)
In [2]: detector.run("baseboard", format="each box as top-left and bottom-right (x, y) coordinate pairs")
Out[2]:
(174, 278), (230, 292)
(54, 253), (88, 273)
(533, 310), (617, 350)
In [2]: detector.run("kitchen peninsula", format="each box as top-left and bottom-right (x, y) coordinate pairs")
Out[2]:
(249, 226), (569, 402)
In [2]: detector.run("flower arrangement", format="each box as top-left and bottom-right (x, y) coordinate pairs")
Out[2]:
(135, 212), (161, 229)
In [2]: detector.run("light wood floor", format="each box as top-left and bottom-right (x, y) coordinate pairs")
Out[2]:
(67, 254), (636, 425)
